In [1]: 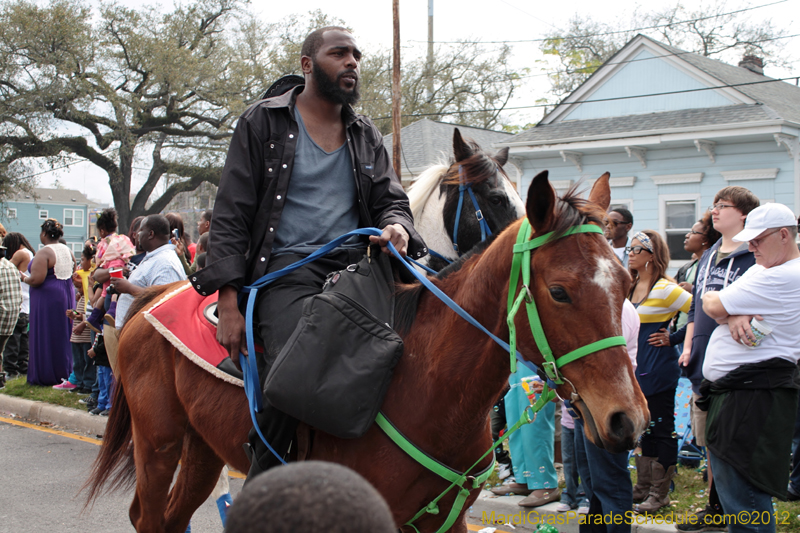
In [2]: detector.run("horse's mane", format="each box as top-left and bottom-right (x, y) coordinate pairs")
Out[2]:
(407, 164), (449, 215)
(441, 144), (507, 186)
(394, 183), (604, 337)
(548, 182), (606, 240)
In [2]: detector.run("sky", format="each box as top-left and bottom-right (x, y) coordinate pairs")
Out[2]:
(32, 0), (800, 204)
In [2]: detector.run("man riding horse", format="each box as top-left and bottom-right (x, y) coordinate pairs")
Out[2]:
(192, 26), (427, 479)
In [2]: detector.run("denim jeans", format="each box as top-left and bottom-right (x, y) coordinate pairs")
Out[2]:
(708, 451), (774, 533)
(576, 420), (633, 533)
(561, 424), (589, 508)
(96, 366), (113, 410)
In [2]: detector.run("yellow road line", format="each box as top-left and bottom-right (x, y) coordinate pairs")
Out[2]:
(0, 415), (102, 445)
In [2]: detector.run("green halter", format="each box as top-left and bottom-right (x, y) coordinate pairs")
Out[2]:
(507, 220), (627, 406)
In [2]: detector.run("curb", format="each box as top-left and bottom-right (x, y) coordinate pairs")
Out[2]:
(0, 394), (107, 436)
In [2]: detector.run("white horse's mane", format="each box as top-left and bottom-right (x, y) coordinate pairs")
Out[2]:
(407, 163), (449, 219)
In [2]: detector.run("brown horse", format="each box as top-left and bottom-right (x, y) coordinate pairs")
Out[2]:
(85, 171), (649, 533)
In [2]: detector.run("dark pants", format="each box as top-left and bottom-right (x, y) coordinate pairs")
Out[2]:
(248, 249), (363, 478)
(491, 393), (511, 466)
(2, 313), (29, 375)
(641, 387), (678, 468)
(576, 419), (633, 533)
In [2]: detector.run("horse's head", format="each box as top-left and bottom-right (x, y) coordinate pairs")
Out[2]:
(408, 129), (524, 270)
(512, 171), (649, 453)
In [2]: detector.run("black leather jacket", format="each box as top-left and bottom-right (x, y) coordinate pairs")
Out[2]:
(192, 86), (427, 296)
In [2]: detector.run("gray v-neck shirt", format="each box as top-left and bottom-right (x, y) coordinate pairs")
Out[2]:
(272, 108), (361, 255)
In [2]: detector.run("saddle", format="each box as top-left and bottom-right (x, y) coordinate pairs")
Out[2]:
(144, 282), (244, 385)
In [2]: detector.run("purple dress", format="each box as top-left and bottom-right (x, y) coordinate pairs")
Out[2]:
(27, 266), (73, 386)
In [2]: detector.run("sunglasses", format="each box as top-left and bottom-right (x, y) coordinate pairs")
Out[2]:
(625, 245), (651, 255)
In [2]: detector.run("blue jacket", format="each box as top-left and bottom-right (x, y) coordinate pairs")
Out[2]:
(685, 240), (756, 393)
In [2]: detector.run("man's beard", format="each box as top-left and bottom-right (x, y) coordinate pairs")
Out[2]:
(313, 60), (360, 106)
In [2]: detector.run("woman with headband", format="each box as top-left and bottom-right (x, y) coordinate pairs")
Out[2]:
(626, 230), (692, 514)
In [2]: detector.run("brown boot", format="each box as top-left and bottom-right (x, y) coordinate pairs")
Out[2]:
(632, 456), (655, 503)
(637, 463), (676, 513)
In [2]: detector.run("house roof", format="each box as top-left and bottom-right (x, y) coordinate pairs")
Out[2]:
(651, 36), (800, 124)
(383, 119), (512, 172)
(506, 35), (800, 145)
(10, 187), (99, 206)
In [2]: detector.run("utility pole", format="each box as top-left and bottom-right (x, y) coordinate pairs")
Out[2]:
(392, 0), (402, 176)
(426, 0), (434, 100)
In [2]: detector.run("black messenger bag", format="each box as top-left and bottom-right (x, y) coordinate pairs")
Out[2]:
(263, 247), (404, 439)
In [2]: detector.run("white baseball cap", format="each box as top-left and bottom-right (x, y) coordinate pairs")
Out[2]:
(733, 203), (798, 242)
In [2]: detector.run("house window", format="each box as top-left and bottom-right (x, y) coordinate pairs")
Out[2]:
(64, 208), (84, 227)
(6, 208), (16, 219)
(39, 210), (48, 219)
(664, 200), (698, 261)
(70, 242), (83, 255)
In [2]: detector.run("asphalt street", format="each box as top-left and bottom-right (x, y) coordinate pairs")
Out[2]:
(0, 417), (244, 533)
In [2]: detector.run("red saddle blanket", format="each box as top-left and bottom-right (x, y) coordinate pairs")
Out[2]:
(143, 282), (243, 387)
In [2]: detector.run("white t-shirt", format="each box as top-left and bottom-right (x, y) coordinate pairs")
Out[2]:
(612, 245), (626, 263)
(703, 257), (800, 381)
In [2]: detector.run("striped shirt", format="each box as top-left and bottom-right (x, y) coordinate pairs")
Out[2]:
(635, 278), (692, 323)
(632, 277), (692, 396)
(70, 295), (92, 343)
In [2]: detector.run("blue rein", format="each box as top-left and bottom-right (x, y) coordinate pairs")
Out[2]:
(239, 227), (540, 463)
(452, 165), (492, 254)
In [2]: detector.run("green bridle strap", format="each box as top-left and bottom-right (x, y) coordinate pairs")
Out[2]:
(507, 221), (626, 383)
(378, 387), (557, 533)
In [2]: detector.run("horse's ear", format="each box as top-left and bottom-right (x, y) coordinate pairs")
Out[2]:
(526, 171), (556, 232)
(494, 146), (509, 167)
(588, 172), (612, 211)
(453, 128), (472, 162)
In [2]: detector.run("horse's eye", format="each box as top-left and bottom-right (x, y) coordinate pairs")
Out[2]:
(549, 286), (571, 303)
(488, 194), (504, 206)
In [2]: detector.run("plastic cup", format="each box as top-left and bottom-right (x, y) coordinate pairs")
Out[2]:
(748, 317), (773, 347)
(109, 267), (123, 279)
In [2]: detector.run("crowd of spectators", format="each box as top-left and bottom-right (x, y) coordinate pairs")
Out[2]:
(0, 210), (206, 417)
(489, 186), (800, 533)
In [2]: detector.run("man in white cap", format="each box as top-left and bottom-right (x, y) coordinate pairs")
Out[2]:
(699, 202), (800, 533)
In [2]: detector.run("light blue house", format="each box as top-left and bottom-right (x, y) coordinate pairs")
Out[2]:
(500, 35), (800, 269)
(3, 188), (99, 255)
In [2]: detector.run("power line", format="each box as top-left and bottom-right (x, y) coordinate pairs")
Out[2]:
(510, 32), (800, 82)
(370, 75), (800, 121)
(409, 0), (789, 45)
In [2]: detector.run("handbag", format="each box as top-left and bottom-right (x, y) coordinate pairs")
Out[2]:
(263, 247), (404, 439)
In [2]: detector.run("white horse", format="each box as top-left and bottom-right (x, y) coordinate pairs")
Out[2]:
(408, 129), (525, 270)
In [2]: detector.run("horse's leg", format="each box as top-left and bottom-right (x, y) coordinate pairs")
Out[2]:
(163, 426), (225, 532)
(128, 424), (185, 533)
(122, 338), (189, 533)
